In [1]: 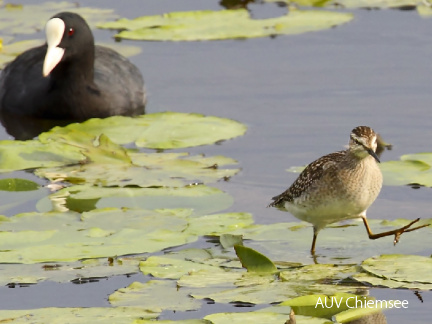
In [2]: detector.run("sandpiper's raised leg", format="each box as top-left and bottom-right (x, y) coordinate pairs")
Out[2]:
(361, 217), (429, 245)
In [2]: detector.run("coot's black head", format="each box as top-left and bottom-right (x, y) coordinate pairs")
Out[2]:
(43, 12), (94, 77)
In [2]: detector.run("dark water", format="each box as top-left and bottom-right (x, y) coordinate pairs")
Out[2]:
(1, 0), (432, 322)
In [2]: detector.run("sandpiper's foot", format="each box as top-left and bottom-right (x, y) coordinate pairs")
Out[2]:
(393, 218), (430, 245)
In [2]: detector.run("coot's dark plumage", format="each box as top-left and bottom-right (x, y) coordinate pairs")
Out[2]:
(0, 12), (146, 120)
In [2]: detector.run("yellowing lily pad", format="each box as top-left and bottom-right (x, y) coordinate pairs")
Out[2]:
(98, 9), (353, 41)
(418, 4), (432, 17)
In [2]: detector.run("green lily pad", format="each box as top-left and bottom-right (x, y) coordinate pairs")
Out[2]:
(265, 0), (416, 8)
(204, 311), (323, 324)
(234, 245), (278, 273)
(279, 264), (356, 282)
(0, 307), (157, 323)
(0, 205), (254, 264)
(281, 293), (382, 320)
(43, 112), (247, 149)
(0, 208), (193, 264)
(359, 254), (432, 284)
(98, 9), (353, 41)
(380, 153), (432, 186)
(138, 321), (209, 324)
(220, 234), (243, 249)
(37, 185), (234, 216)
(0, 2), (118, 36)
(139, 248), (242, 280)
(140, 255), (223, 280)
(0, 178), (39, 191)
(36, 151), (239, 188)
(326, 0), (417, 8)
(109, 280), (202, 312)
(0, 256), (141, 285)
(352, 272), (432, 290)
(0, 139), (85, 172)
(0, 113), (245, 175)
(0, 39), (44, 68)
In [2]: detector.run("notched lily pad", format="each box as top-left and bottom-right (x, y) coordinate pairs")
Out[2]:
(98, 8), (353, 41)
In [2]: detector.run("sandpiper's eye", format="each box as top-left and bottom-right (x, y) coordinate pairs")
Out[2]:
(68, 28), (75, 36)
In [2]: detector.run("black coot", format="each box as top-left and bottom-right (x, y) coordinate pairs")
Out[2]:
(0, 12), (146, 121)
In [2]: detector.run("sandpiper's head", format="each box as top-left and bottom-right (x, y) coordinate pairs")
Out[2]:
(349, 126), (380, 163)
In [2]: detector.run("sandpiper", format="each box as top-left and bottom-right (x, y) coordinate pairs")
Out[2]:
(269, 126), (427, 254)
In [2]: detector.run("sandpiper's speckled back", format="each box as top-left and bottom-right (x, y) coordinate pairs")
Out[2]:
(269, 126), (383, 231)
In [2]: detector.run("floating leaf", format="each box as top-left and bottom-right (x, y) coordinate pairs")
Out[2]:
(234, 245), (277, 273)
(0, 139), (84, 172)
(325, 0), (417, 8)
(37, 185), (234, 216)
(220, 234), (243, 249)
(0, 39), (43, 68)
(98, 9), (353, 41)
(36, 152), (239, 188)
(265, 0), (416, 8)
(0, 256), (141, 285)
(0, 208), (193, 264)
(418, 4), (432, 17)
(380, 153), (432, 186)
(109, 280), (202, 312)
(0, 307), (157, 323)
(279, 264), (356, 282)
(140, 254), (223, 280)
(0, 2), (118, 36)
(359, 254), (432, 284)
(281, 293), (381, 320)
(204, 311), (318, 324)
(43, 112), (247, 149)
(138, 321), (209, 324)
(0, 178), (39, 191)
(352, 272), (432, 290)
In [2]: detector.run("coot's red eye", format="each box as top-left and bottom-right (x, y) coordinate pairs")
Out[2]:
(68, 28), (74, 36)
